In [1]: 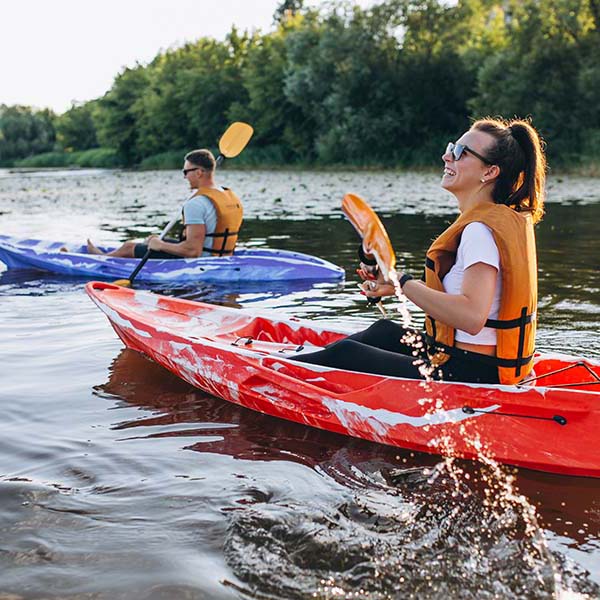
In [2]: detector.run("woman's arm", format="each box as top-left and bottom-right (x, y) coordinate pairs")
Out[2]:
(364, 262), (498, 335)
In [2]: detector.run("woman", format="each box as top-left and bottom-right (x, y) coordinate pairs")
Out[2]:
(295, 117), (546, 385)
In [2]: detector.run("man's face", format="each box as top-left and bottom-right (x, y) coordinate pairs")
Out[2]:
(182, 160), (204, 189)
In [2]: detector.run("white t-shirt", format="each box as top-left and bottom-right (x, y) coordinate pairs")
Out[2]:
(182, 187), (225, 257)
(442, 222), (502, 345)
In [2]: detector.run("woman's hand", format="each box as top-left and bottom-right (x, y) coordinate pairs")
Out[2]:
(357, 266), (398, 298)
(359, 279), (397, 298)
(356, 262), (378, 282)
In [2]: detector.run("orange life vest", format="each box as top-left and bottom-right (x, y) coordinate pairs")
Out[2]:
(424, 203), (537, 385)
(187, 187), (243, 256)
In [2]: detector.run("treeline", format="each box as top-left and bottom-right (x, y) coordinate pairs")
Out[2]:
(1, 0), (599, 169)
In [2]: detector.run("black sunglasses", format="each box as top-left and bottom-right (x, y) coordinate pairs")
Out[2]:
(182, 167), (202, 176)
(446, 142), (492, 165)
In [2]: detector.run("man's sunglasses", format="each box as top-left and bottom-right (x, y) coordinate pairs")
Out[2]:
(446, 142), (492, 165)
(182, 167), (203, 176)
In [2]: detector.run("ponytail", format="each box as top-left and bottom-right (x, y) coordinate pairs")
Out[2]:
(472, 118), (546, 224)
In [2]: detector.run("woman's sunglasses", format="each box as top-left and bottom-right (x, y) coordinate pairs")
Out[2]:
(446, 142), (492, 165)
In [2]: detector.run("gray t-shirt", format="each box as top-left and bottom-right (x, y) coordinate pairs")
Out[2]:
(182, 188), (224, 257)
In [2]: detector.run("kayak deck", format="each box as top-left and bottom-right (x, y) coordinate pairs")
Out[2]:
(0, 235), (345, 282)
(86, 281), (600, 478)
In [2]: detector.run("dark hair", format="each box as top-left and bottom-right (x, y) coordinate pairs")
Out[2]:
(472, 117), (546, 224)
(184, 149), (216, 171)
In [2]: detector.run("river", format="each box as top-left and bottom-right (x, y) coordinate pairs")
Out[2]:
(0, 167), (599, 599)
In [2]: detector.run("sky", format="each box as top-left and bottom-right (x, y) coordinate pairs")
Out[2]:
(1, 0), (375, 115)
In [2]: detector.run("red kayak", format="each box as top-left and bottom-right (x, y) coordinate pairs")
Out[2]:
(86, 281), (600, 478)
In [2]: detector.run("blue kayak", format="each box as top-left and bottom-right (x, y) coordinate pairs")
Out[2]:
(0, 235), (345, 283)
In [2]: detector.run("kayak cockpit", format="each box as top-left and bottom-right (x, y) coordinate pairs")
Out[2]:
(213, 316), (346, 348)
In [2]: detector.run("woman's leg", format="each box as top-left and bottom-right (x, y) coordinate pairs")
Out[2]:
(293, 338), (426, 379)
(347, 319), (429, 359)
(293, 319), (500, 384)
(438, 351), (500, 384)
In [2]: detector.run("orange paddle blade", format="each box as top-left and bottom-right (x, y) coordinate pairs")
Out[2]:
(218, 122), (254, 158)
(342, 193), (396, 275)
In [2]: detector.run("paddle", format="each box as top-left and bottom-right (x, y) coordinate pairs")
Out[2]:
(341, 193), (396, 314)
(113, 122), (253, 287)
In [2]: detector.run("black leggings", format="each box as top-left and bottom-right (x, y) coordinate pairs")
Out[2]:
(134, 237), (181, 259)
(292, 319), (500, 384)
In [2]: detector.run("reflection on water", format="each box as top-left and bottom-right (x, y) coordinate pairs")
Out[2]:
(1, 169), (600, 598)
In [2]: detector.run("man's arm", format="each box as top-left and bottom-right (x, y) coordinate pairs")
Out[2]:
(148, 224), (206, 258)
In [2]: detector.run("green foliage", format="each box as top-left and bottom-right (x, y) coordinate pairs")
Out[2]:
(75, 147), (120, 168)
(0, 105), (56, 165)
(95, 65), (150, 166)
(3, 0), (600, 169)
(14, 147), (119, 168)
(274, 0), (305, 25)
(14, 151), (72, 168)
(228, 144), (293, 166)
(55, 102), (99, 151)
(283, 2), (474, 164)
(139, 150), (189, 170)
(469, 0), (600, 165)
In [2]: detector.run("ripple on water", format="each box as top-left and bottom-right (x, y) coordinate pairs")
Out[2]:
(224, 459), (600, 600)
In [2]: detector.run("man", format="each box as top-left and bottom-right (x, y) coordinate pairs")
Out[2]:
(86, 149), (243, 259)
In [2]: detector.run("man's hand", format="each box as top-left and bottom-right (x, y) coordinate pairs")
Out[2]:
(147, 235), (162, 251)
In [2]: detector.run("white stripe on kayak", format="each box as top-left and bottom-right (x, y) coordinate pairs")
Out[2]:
(322, 397), (501, 435)
(96, 304), (152, 338)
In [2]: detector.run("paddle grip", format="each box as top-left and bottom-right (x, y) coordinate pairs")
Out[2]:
(358, 246), (381, 305)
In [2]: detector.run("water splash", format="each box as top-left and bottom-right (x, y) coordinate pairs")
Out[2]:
(224, 453), (599, 599)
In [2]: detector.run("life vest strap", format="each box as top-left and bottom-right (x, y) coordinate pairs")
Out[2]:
(205, 230), (240, 238)
(203, 227), (237, 257)
(425, 336), (534, 370)
(485, 311), (535, 329)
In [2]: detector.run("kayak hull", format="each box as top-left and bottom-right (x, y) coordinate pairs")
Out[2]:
(86, 281), (600, 478)
(0, 235), (344, 282)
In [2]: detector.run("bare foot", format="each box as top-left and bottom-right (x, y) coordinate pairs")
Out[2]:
(86, 239), (104, 255)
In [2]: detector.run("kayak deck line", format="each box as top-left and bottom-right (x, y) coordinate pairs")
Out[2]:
(86, 281), (600, 478)
(516, 360), (600, 390)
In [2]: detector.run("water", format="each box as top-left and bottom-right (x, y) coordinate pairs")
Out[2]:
(1, 167), (599, 599)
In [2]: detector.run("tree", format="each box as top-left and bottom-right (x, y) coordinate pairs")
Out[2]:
(0, 105), (56, 164)
(55, 101), (98, 151)
(274, 0), (304, 24)
(469, 0), (600, 163)
(95, 66), (150, 166)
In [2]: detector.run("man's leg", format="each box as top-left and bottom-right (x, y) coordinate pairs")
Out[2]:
(87, 239), (137, 257)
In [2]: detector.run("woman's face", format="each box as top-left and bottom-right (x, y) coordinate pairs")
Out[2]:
(441, 129), (495, 195)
